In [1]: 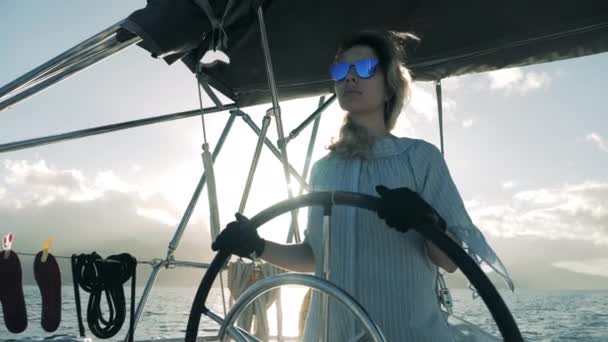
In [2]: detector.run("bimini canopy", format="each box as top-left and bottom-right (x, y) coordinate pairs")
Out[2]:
(120, 0), (608, 108)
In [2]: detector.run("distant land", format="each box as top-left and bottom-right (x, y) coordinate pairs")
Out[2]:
(16, 247), (608, 290)
(9, 218), (608, 289)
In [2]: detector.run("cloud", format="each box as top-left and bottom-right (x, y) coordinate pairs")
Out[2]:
(95, 170), (137, 194)
(461, 119), (474, 128)
(469, 181), (608, 244)
(136, 207), (179, 226)
(0, 159), (222, 286)
(1, 160), (144, 205)
(520, 72), (551, 92)
(0, 190), (214, 286)
(464, 198), (481, 210)
(410, 84), (437, 122)
(392, 114), (417, 137)
(513, 188), (560, 205)
(552, 258), (608, 278)
(585, 133), (608, 152)
(487, 67), (551, 94)
(4, 159), (83, 188)
(440, 77), (462, 91)
(3, 160), (94, 206)
(409, 83), (457, 123)
(0, 159), (186, 227)
(501, 180), (518, 189)
(488, 68), (524, 89)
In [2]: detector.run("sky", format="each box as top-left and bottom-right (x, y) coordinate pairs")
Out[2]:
(1, 1), (607, 289)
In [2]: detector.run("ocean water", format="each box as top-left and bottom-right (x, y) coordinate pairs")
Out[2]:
(0, 285), (607, 341)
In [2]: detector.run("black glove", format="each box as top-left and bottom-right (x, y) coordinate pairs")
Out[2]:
(375, 185), (447, 233)
(211, 213), (266, 259)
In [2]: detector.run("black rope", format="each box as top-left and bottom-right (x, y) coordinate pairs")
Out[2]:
(71, 252), (137, 341)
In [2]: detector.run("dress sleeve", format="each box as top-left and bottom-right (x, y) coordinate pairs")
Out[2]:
(412, 141), (514, 291)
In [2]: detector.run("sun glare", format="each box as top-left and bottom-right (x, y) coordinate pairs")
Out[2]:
(266, 285), (310, 337)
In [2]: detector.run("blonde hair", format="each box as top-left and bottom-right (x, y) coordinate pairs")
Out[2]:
(328, 31), (417, 159)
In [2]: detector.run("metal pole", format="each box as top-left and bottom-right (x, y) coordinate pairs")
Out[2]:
(0, 104), (236, 154)
(286, 96), (323, 243)
(6, 33), (123, 100)
(151, 258), (228, 271)
(255, 6), (281, 116)
(0, 36), (140, 112)
(238, 111), (309, 191)
(302, 97), (324, 183)
(197, 72), (226, 108)
(321, 209), (332, 342)
(435, 80), (444, 155)
(0, 22), (122, 99)
(129, 263), (163, 340)
(167, 260), (213, 269)
(255, 4), (301, 242)
(285, 94), (335, 144)
(238, 110), (272, 213)
(166, 113), (237, 259)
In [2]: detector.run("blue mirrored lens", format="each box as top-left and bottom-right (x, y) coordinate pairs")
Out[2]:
(330, 59), (379, 81)
(354, 59), (378, 78)
(330, 63), (349, 81)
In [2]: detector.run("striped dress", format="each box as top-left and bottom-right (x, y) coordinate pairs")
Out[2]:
(302, 135), (512, 341)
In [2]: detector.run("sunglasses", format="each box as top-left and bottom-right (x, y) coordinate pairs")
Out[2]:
(330, 58), (379, 81)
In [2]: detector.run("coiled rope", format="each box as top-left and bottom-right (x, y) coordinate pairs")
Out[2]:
(71, 252), (137, 341)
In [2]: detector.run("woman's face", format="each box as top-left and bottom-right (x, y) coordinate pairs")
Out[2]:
(334, 45), (387, 117)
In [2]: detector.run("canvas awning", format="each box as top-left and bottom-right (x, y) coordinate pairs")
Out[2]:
(120, 0), (608, 107)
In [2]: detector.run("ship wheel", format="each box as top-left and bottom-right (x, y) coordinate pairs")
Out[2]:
(186, 191), (523, 341)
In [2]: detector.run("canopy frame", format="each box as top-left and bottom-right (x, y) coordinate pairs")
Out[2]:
(1, 1), (606, 340)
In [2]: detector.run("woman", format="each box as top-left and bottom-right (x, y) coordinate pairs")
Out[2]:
(213, 30), (512, 341)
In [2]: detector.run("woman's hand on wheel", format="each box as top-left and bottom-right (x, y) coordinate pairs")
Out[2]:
(375, 185), (447, 233)
(211, 213), (266, 259)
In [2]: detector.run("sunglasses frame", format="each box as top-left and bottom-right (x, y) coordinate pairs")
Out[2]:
(330, 58), (379, 81)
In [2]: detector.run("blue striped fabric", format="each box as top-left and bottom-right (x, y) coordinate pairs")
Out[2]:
(302, 135), (512, 341)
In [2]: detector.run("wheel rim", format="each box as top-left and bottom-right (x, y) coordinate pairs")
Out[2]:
(186, 191), (523, 341)
(218, 273), (386, 341)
